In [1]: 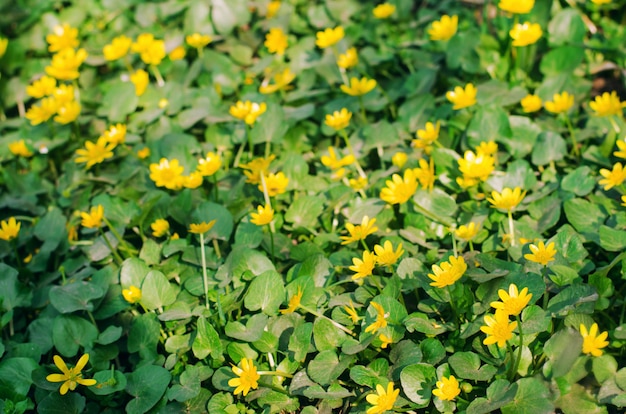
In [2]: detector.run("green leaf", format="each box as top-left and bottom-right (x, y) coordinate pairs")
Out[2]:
(91, 370), (127, 396)
(543, 328), (583, 378)
(243, 270), (286, 315)
(547, 284), (598, 317)
(449, 352), (497, 381)
(0, 357), (38, 400)
(540, 46), (584, 76)
(467, 105), (512, 148)
(98, 81), (138, 122)
(192, 201), (234, 241)
(120, 258), (150, 289)
(548, 8), (586, 46)
(531, 132), (567, 166)
(313, 317), (347, 352)
(350, 360), (389, 389)
(561, 167), (596, 196)
(501, 378), (554, 414)
(593, 355), (618, 384)
(33, 207), (67, 249)
(556, 383), (608, 414)
(288, 322), (313, 362)
(467, 379), (518, 414)
(225, 313), (268, 342)
(166, 365), (204, 402)
(250, 102), (288, 146)
(125, 364), (171, 414)
(36, 392), (85, 414)
(52, 315), (98, 357)
(284, 195), (325, 229)
(307, 351), (353, 386)
(550, 265), (581, 287)
(192, 316), (222, 360)
(520, 305), (551, 335)
(599, 226), (626, 252)
(400, 363), (436, 405)
(127, 313), (160, 360)
(0, 264), (31, 311)
(49, 281), (106, 313)
(140, 270), (179, 310)
(211, 0), (250, 35)
(563, 199), (607, 236)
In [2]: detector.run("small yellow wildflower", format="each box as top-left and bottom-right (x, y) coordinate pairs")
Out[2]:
(197, 152), (222, 176)
(26, 76), (56, 98)
(379, 334), (393, 349)
(250, 204), (274, 226)
(413, 121), (440, 149)
(122, 285), (142, 303)
(341, 216), (378, 245)
(380, 169), (418, 205)
(25, 97), (58, 125)
(46, 354), (97, 395)
(0, 38), (7, 58)
(340, 77), (377, 96)
(315, 26), (344, 48)
(614, 140), (626, 159)
(428, 15), (458, 41)
(52, 84), (75, 104)
(521, 94), (542, 113)
(476, 141), (498, 157)
(46, 23), (79, 53)
(524, 241), (557, 266)
(458, 150), (495, 184)
(75, 137), (116, 169)
(509, 22), (543, 47)
(281, 287), (303, 314)
(373, 3), (395, 19)
(337, 47), (358, 69)
(321, 147), (355, 170)
(169, 46), (186, 61)
(264, 28), (288, 55)
(349, 250), (377, 280)
(151, 219), (170, 237)
(229, 101), (267, 126)
(545, 92), (574, 114)
(183, 172), (204, 189)
(137, 147), (151, 159)
(366, 382), (399, 414)
(446, 83), (477, 110)
(580, 323), (609, 357)
(259, 68), (295, 94)
(228, 358), (261, 396)
(101, 124), (127, 145)
(262, 172), (289, 196)
(455, 222), (479, 241)
(600, 163), (626, 190)
(266, 1), (281, 18)
(130, 69), (149, 97)
(349, 176), (368, 191)
(413, 158), (436, 191)
(186, 33), (212, 49)
(498, 0), (535, 14)
(432, 375), (461, 401)
(373, 241), (404, 267)
(590, 91), (626, 117)
(343, 301), (361, 324)
(364, 302), (388, 334)
(189, 220), (217, 234)
(149, 158), (186, 190)
(45, 48), (88, 80)
(0, 217), (20, 241)
(428, 256), (467, 288)
(240, 155), (275, 184)
(9, 140), (33, 157)
(103, 35), (132, 61)
(325, 108), (352, 130)
(490, 284), (533, 316)
(80, 205), (104, 229)
(54, 100), (81, 124)
(391, 152), (408, 169)
(487, 187), (526, 211)
(481, 309), (517, 348)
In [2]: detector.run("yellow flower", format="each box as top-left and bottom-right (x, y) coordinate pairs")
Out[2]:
(9, 140), (33, 157)
(343, 301), (361, 324)
(149, 158), (186, 190)
(261, 172), (289, 196)
(240, 155), (275, 184)
(81, 205), (104, 229)
(75, 137), (115, 169)
(0, 38), (7, 58)
(26, 76), (56, 98)
(600, 162), (626, 190)
(130, 69), (149, 96)
(228, 358), (261, 396)
(259, 68), (295, 94)
(380, 169), (418, 205)
(521, 94), (542, 113)
(413, 121), (441, 149)
(455, 222), (479, 241)
(267, 1), (281, 18)
(580, 323), (609, 357)
(481, 309), (517, 348)
(340, 77), (377, 96)
(614, 140), (626, 159)
(122, 285), (142, 303)
(366, 382), (399, 414)
(46, 23), (79, 53)
(316, 26), (344, 48)
(413, 158), (436, 191)
(365, 302), (388, 334)
(25, 97), (58, 125)
(590, 91), (625, 117)
(373, 3), (396, 19)
(349, 250), (377, 280)
(197, 152), (222, 176)
(379, 334), (393, 349)
(509, 22), (543, 47)
(337, 47), (358, 69)
(250, 204), (274, 226)
(169, 46), (186, 61)
(622, 195), (626, 207)
(281, 287), (303, 314)
(428, 15), (458, 41)
(373, 241), (404, 267)
(498, 0), (535, 14)
(524, 241), (557, 266)
(159, 98), (169, 108)
(432, 375), (461, 401)
(151, 219), (170, 237)
(46, 354), (96, 395)
(52, 84), (75, 104)
(392, 152), (408, 169)
(0, 217), (20, 241)
(446, 83), (477, 110)
(103, 35), (132, 61)
(487, 187), (526, 211)
(349, 176), (368, 191)
(545, 92), (575, 114)
(341, 216), (378, 245)
(54, 100), (81, 124)
(428, 256), (467, 288)
(325, 108), (352, 130)
(458, 150), (495, 184)
(131, 33), (154, 54)
(45, 48), (88, 80)
(264, 28), (288, 55)
(101, 124), (127, 145)
(490, 284), (532, 316)
(141, 40), (165, 65)
(183, 172), (204, 189)
(189, 220), (217, 234)
(476, 141), (498, 157)
(229, 101), (267, 126)
(591, 0), (611, 3)
(186, 33), (212, 49)
(321, 147), (355, 170)
(137, 147), (151, 159)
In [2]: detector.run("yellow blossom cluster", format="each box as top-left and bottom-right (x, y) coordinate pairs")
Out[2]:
(149, 152), (222, 191)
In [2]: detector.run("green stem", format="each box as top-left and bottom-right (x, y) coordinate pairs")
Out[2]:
(257, 370), (294, 378)
(100, 229), (123, 265)
(451, 227), (458, 257)
(299, 305), (355, 336)
(507, 210), (516, 247)
(212, 174), (219, 202)
(151, 65), (165, 87)
(102, 217), (137, 256)
(563, 115), (579, 156)
(358, 95), (367, 123)
(212, 238), (221, 260)
(339, 129), (367, 178)
(246, 125), (253, 159)
(360, 238), (369, 252)
(510, 315), (524, 380)
(269, 226), (275, 263)
(411, 200), (454, 227)
(199, 233), (210, 310)
(469, 240), (474, 252)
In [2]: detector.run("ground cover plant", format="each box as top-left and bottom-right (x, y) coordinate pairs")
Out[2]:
(1, 0), (626, 412)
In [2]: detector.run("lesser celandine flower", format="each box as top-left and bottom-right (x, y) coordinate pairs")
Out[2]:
(458, 150), (495, 184)
(197, 152), (222, 176)
(580, 323), (609, 357)
(379, 334), (393, 349)
(487, 187), (526, 211)
(46, 354), (96, 395)
(184, 171), (204, 189)
(266, 0), (281, 17)
(521, 94), (542, 113)
(432, 375), (461, 401)
(321, 147), (355, 170)
(151, 219), (169, 237)
(337, 47), (358, 69)
(280, 287), (303, 314)
(350, 250), (377, 280)
(81, 205), (104, 229)
(75, 137), (116, 169)
(250, 204), (274, 226)
(599, 163), (626, 190)
(54, 100), (81, 124)
(186, 33), (212, 49)
(169, 46), (186, 60)
(341, 216), (378, 245)
(103, 35), (132, 61)
(413, 121), (440, 149)
(615, 140), (626, 159)
(391, 152), (408, 169)
(130, 69), (149, 96)
(228, 358), (260, 396)
(509, 22), (542, 47)
(0, 38), (7, 58)
(373, 3), (395, 19)
(325, 108), (352, 130)
(476, 141), (498, 157)
(122, 285), (142, 303)
(344, 301), (361, 323)
(229, 101), (267, 125)
(9, 140), (33, 157)
(137, 147), (151, 159)
(524, 241), (556, 266)
(374, 241), (404, 266)
(240, 155), (275, 184)
(590, 91), (625, 117)
(491, 284), (532, 316)
(341, 77), (377, 96)
(366, 382), (399, 414)
(315, 26), (344, 48)
(259, 68), (295, 94)
(189, 220), (217, 234)
(364, 302), (388, 333)
(0, 217), (20, 241)
(264, 28), (288, 55)
(455, 222), (479, 241)
(545, 92), (574, 114)
(428, 15), (458, 41)
(149, 158), (185, 190)
(350, 176), (368, 191)
(101, 124), (127, 145)
(413, 158), (436, 191)
(261, 172), (289, 196)
(380, 169), (418, 205)
(25, 97), (58, 125)
(446, 83), (477, 110)
(481, 309), (517, 348)
(53, 84), (75, 104)
(45, 48), (88, 80)
(622, 195), (626, 207)
(27, 76), (56, 98)
(428, 256), (467, 288)
(498, 0), (534, 14)
(46, 23), (79, 52)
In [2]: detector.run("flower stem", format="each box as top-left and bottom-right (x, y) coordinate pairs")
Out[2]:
(199, 233), (210, 310)
(102, 217), (137, 256)
(339, 129), (367, 178)
(299, 305), (355, 336)
(411, 200), (454, 227)
(100, 229), (123, 265)
(451, 227), (458, 257)
(563, 115), (579, 157)
(509, 315), (524, 381)
(257, 370), (294, 378)
(507, 210), (516, 247)
(212, 174), (219, 202)
(246, 125), (253, 159)
(151, 65), (165, 87)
